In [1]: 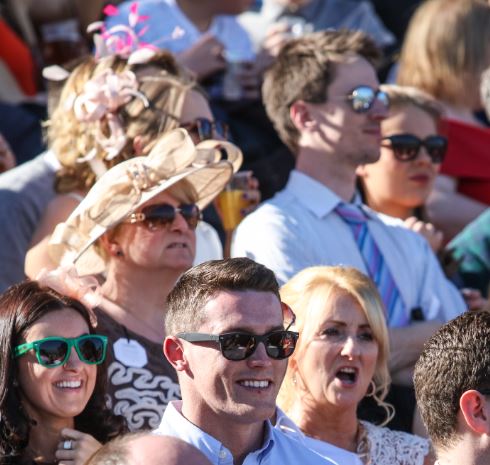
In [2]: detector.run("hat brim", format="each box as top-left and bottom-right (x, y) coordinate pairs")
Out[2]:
(72, 161), (233, 276)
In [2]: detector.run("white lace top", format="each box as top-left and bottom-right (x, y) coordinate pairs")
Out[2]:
(359, 420), (430, 465)
(275, 409), (430, 465)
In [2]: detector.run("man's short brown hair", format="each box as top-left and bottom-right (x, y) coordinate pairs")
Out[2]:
(262, 29), (381, 154)
(165, 258), (280, 336)
(414, 311), (490, 450)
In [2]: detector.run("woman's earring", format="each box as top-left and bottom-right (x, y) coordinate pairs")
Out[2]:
(116, 250), (124, 257)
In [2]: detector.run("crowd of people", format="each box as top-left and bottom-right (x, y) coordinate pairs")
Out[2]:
(0, 0), (489, 464)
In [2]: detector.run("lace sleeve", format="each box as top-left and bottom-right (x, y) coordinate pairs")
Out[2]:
(360, 421), (430, 465)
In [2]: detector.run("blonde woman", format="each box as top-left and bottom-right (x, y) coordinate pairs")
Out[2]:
(25, 50), (230, 277)
(356, 84), (446, 252)
(276, 266), (432, 465)
(397, 0), (490, 240)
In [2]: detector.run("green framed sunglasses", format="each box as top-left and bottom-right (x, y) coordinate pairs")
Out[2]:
(14, 335), (108, 368)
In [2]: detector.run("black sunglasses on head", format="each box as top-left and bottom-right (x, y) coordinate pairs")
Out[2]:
(347, 85), (390, 113)
(127, 203), (201, 230)
(181, 118), (229, 141)
(381, 134), (448, 163)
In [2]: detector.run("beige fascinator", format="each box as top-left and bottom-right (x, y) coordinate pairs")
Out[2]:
(49, 128), (242, 276)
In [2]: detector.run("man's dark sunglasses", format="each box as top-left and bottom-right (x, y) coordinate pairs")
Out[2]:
(347, 85), (390, 113)
(127, 203), (202, 230)
(381, 134), (448, 163)
(181, 118), (229, 141)
(177, 329), (299, 361)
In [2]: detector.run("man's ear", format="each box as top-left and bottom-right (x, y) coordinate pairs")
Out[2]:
(164, 336), (188, 372)
(460, 390), (490, 434)
(290, 100), (317, 131)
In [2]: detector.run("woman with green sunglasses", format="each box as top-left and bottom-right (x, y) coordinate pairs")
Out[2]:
(0, 281), (126, 465)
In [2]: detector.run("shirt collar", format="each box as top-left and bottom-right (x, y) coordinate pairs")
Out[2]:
(286, 170), (367, 218)
(157, 401), (224, 459)
(157, 401), (276, 462)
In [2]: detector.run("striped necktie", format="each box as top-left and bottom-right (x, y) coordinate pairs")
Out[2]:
(335, 202), (408, 326)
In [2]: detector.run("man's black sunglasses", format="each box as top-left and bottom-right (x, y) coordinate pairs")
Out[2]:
(177, 329), (299, 361)
(381, 134), (448, 163)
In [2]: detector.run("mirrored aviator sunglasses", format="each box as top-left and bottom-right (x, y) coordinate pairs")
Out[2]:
(177, 329), (299, 361)
(381, 134), (448, 163)
(181, 117), (229, 141)
(347, 85), (389, 113)
(128, 203), (202, 230)
(14, 335), (108, 368)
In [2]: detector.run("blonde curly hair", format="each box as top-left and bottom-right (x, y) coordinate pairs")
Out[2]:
(47, 51), (196, 193)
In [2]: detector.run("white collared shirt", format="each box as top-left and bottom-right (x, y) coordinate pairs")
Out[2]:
(154, 401), (337, 465)
(275, 408), (363, 465)
(232, 170), (466, 325)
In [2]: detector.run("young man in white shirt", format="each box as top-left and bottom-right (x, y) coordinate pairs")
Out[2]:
(232, 30), (466, 427)
(156, 257), (343, 465)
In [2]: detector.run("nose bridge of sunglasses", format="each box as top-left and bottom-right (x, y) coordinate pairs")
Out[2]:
(247, 335), (272, 359)
(64, 340), (83, 365)
(417, 141), (435, 161)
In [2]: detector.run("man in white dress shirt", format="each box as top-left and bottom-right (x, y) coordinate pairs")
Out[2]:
(155, 257), (343, 465)
(232, 29), (466, 390)
(414, 310), (490, 465)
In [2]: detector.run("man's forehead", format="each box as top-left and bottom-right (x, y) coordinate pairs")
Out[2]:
(328, 55), (378, 94)
(200, 290), (283, 332)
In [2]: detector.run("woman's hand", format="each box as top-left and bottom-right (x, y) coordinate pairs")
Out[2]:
(177, 33), (226, 80)
(404, 217), (444, 252)
(461, 288), (488, 311)
(240, 173), (261, 217)
(55, 428), (102, 465)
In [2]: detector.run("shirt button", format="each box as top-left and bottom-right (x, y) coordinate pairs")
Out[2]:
(219, 450), (227, 459)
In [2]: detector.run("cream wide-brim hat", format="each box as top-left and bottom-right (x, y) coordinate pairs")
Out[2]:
(49, 128), (242, 276)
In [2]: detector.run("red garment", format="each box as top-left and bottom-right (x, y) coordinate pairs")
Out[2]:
(440, 119), (490, 205)
(0, 18), (37, 95)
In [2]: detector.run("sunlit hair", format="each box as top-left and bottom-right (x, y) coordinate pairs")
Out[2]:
(165, 258), (280, 337)
(380, 84), (443, 124)
(262, 29), (381, 153)
(414, 311), (490, 449)
(397, 0), (490, 107)
(0, 281), (126, 462)
(277, 266), (392, 424)
(47, 51), (196, 193)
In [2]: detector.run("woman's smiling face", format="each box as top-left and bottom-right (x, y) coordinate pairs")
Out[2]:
(16, 308), (97, 425)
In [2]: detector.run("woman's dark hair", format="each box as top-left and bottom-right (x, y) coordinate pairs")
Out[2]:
(0, 281), (127, 463)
